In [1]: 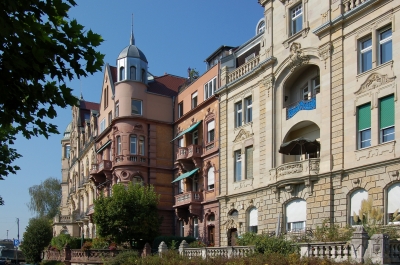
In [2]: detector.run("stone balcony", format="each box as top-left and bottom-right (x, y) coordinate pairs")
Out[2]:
(114, 154), (147, 167)
(228, 55), (260, 84)
(174, 191), (203, 207)
(176, 145), (202, 161)
(269, 158), (320, 186)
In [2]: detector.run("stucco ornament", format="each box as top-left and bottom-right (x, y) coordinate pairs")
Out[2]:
(233, 129), (253, 143)
(354, 73), (395, 95)
(288, 42), (309, 72)
(224, 218), (237, 230)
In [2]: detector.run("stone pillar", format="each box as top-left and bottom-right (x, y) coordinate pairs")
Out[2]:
(158, 241), (168, 257)
(178, 240), (188, 256)
(367, 234), (390, 265)
(350, 226), (369, 263)
(141, 243), (151, 258)
(62, 243), (71, 265)
(220, 66), (229, 87)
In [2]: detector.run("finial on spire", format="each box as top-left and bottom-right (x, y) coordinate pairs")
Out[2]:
(130, 14), (135, 45)
(80, 92), (84, 100)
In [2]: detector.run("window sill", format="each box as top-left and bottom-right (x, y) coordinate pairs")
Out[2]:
(354, 140), (396, 161)
(356, 60), (393, 81)
(234, 121), (253, 132)
(283, 27), (310, 48)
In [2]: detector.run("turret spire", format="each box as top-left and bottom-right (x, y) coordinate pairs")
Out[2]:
(130, 14), (135, 45)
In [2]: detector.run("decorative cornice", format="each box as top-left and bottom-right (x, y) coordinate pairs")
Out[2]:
(233, 128), (253, 143)
(354, 73), (396, 95)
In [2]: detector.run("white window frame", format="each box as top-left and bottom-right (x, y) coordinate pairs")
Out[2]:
(178, 102), (183, 118)
(312, 76), (320, 95)
(179, 220), (184, 237)
(302, 85), (310, 100)
(358, 128), (371, 149)
(290, 4), (303, 36)
(100, 118), (105, 133)
(191, 91), (198, 109)
(117, 136), (121, 155)
(245, 97), (252, 123)
(208, 167), (215, 190)
(178, 137), (184, 148)
(192, 130), (198, 145)
(115, 102), (119, 118)
(235, 101), (243, 128)
(130, 135), (137, 154)
(379, 27), (392, 65)
(234, 150), (242, 182)
(207, 120), (215, 143)
(245, 53), (255, 63)
(359, 37), (372, 73)
(204, 77), (217, 100)
(139, 136), (145, 156)
(131, 99), (143, 115)
(193, 218), (199, 238)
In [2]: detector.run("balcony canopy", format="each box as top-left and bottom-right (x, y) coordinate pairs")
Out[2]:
(279, 137), (320, 155)
(96, 140), (111, 153)
(171, 168), (199, 183)
(171, 121), (202, 142)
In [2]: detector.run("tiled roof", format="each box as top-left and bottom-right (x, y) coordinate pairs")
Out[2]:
(148, 74), (186, 97)
(80, 100), (100, 111)
(110, 66), (117, 84)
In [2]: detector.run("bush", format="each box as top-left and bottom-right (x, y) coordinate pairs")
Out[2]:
(188, 240), (207, 248)
(50, 234), (82, 250)
(152, 235), (196, 251)
(103, 250), (139, 265)
(314, 220), (354, 242)
(92, 237), (110, 249)
(40, 261), (65, 265)
(254, 234), (298, 255)
(236, 232), (258, 246)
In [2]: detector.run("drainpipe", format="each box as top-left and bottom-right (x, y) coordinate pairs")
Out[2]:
(172, 95), (176, 236)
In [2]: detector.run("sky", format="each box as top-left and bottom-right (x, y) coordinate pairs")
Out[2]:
(0, 0), (264, 240)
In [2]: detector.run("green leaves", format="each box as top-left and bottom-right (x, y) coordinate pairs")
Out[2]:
(21, 217), (53, 263)
(93, 183), (162, 247)
(27, 177), (62, 219)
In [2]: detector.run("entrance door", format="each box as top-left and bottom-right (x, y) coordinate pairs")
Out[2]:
(228, 228), (237, 246)
(208, 226), (215, 246)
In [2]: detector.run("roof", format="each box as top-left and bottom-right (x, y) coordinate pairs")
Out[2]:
(110, 66), (117, 84)
(147, 74), (186, 97)
(117, 45), (148, 63)
(80, 100), (100, 111)
(63, 122), (72, 140)
(204, 45), (236, 62)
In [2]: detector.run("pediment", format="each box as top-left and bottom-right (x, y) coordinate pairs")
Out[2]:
(355, 73), (395, 95)
(233, 128), (253, 143)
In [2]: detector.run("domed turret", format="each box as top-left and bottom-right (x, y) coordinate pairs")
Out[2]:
(117, 23), (148, 84)
(63, 122), (72, 140)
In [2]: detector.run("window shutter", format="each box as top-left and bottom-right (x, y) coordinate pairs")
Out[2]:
(192, 92), (198, 99)
(286, 199), (306, 223)
(388, 183), (400, 213)
(357, 103), (371, 131)
(208, 167), (214, 186)
(207, 121), (215, 131)
(380, 94), (394, 129)
(350, 189), (368, 215)
(246, 146), (253, 179)
(249, 208), (258, 226)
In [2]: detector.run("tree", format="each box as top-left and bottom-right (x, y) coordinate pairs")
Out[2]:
(93, 183), (162, 247)
(21, 217), (53, 263)
(0, 0), (104, 202)
(27, 177), (62, 219)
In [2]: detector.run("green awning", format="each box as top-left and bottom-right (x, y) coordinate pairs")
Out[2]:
(96, 140), (111, 153)
(171, 168), (199, 183)
(171, 121), (202, 142)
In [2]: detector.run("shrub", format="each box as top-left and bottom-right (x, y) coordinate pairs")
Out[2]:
(188, 240), (207, 248)
(103, 250), (139, 265)
(50, 234), (82, 250)
(81, 241), (92, 251)
(151, 235), (196, 251)
(236, 232), (258, 246)
(314, 220), (354, 242)
(253, 234), (298, 255)
(92, 237), (109, 249)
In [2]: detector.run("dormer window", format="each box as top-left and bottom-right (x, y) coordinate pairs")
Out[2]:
(119, 67), (125, 81)
(258, 20), (265, 34)
(130, 66), (136, 80)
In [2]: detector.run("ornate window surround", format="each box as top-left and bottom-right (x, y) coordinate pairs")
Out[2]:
(282, 0), (310, 49)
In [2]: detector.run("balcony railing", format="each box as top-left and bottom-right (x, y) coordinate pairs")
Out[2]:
(114, 155), (147, 166)
(175, 191), (203, 207)
(90, 164), (98, 175)
(228, 55), (260, 84)
(342, 0), (369, 14)
(286, 96), (316, 120)
(98, 160), (112, 171)
(176, 145), (202, 160)
(269, 158), (320, 182)
(55, 215), (73, 223)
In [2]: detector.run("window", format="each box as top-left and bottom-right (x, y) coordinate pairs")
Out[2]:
(235, 102), (243, 127)
(286, 199), (306, 232)
(178, 137), (184, 148)
(245, 97), (252, 123)
(357, 103), (371, 149)
(119, 66), (125, 81)
(302, 86), (310, 100)
(193, 218), (199, 238)
(178, 179), (183, 194)
(108, 111), (112, 126)
(291, 4), (302, 35)
(131, 99), (142, 115)
(204, 77), (217, 100)
(387, 183), (400, 223)
(379, 28), (392, 64)
(234, 150), (242, 182)
(248, 208), (258, 233)
(139, 136), (145, 155)
(130, 135), (137, 154)
(179, 220), (184, 237)
(350, 189), (368, 225)
(359, 37), (372, 73)
(191, 92), (198, 109)
(245, 53), (255, 63)
(245, 146), (253, 179)
(207, 120), (215, 142)
(141, 69), (146, 82)
(258, 20), (265, 34)
(130, 66), (136, 80)
(100, 118), (106, 133)
(208, 167), (215, 190)
(178, 102), (183, 118)
(380, 95), (395, 143)
(65, 144), (70, 159)
(192, 130), (198, 145)
(115, 102), (119, 118)
(312, 76), (320, 95)
(116, 136), (121, 155)
(104, 87), (108, 108)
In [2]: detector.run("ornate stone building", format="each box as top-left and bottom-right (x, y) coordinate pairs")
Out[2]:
(53, 97), (99, 237)
(217, 0), (400, 246)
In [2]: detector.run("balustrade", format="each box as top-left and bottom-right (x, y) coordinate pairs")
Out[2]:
(114, 155), (147, 166)
(270, 158), (320, 182)
(342, 0), (369, 13)
(286, 97), (316, 120)
(175, 191), (203, 206)
(228, 55), (260, 84)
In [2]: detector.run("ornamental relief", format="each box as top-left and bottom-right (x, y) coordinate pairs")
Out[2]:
(355, 141), (395, 161)
(355, 73), (395, 95)
(276, 163), (303, 178)
(288, 43), (309, 72)
(233, 128), (253, 143)
(233, 178), (253, 190)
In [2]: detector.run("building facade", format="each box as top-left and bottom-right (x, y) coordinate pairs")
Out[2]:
(53, 98), (99, 238)
(217, 0), (400, 246)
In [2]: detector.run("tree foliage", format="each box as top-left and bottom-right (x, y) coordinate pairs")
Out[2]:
(27, 177), (62, 219)
(21, 217), (53, 263)
(93, 183), (162, 247)
(0, 0), (104, 202)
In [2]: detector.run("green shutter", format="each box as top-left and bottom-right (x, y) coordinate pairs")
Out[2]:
(358, 103), (371, 131)
(380, 94), (395, 129)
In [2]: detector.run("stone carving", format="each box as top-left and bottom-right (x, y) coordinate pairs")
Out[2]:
(272, 186), (280, 202)
(233, 129), (253, 143)
(288, 43), (309, 72)
(309, 159), (320, 173)
(318, 42), (332, 69)
(355, 141), (395, 161)
(277, 163), (303, 178)
(233, 178), (253, 190)
(355, 73), (395, 95)
(263, 75), (274, 97)
(224, 218), (237, 230)
(134, 124), (143, 130)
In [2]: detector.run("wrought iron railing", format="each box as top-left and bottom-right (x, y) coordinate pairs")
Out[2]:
(286, 96), (316, 119)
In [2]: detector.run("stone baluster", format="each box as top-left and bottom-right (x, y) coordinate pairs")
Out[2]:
(158, 241), (168, 257)
(178, 240), (188, 256)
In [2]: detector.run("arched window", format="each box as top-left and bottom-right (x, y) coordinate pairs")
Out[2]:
(257, 20), (265, 34)
(229, 210), (238, 220)
(208, 167), (215, 190)
(130, 66), (136, 80)
(350, 189), (368, 225)
(139, 136), (145, 155)
(387, 183), (400, 223)
(130, 135), (137, 154)
(248, 207), (258, 233)
(65, 144), (70, 159)
(286, 199), (306, 232)
(116, 136), (121, 155)
(119, 66), (125, 81)
(208, 213), (215, 222)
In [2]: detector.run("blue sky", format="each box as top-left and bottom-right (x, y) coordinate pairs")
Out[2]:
(0, 0), (263, 239)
